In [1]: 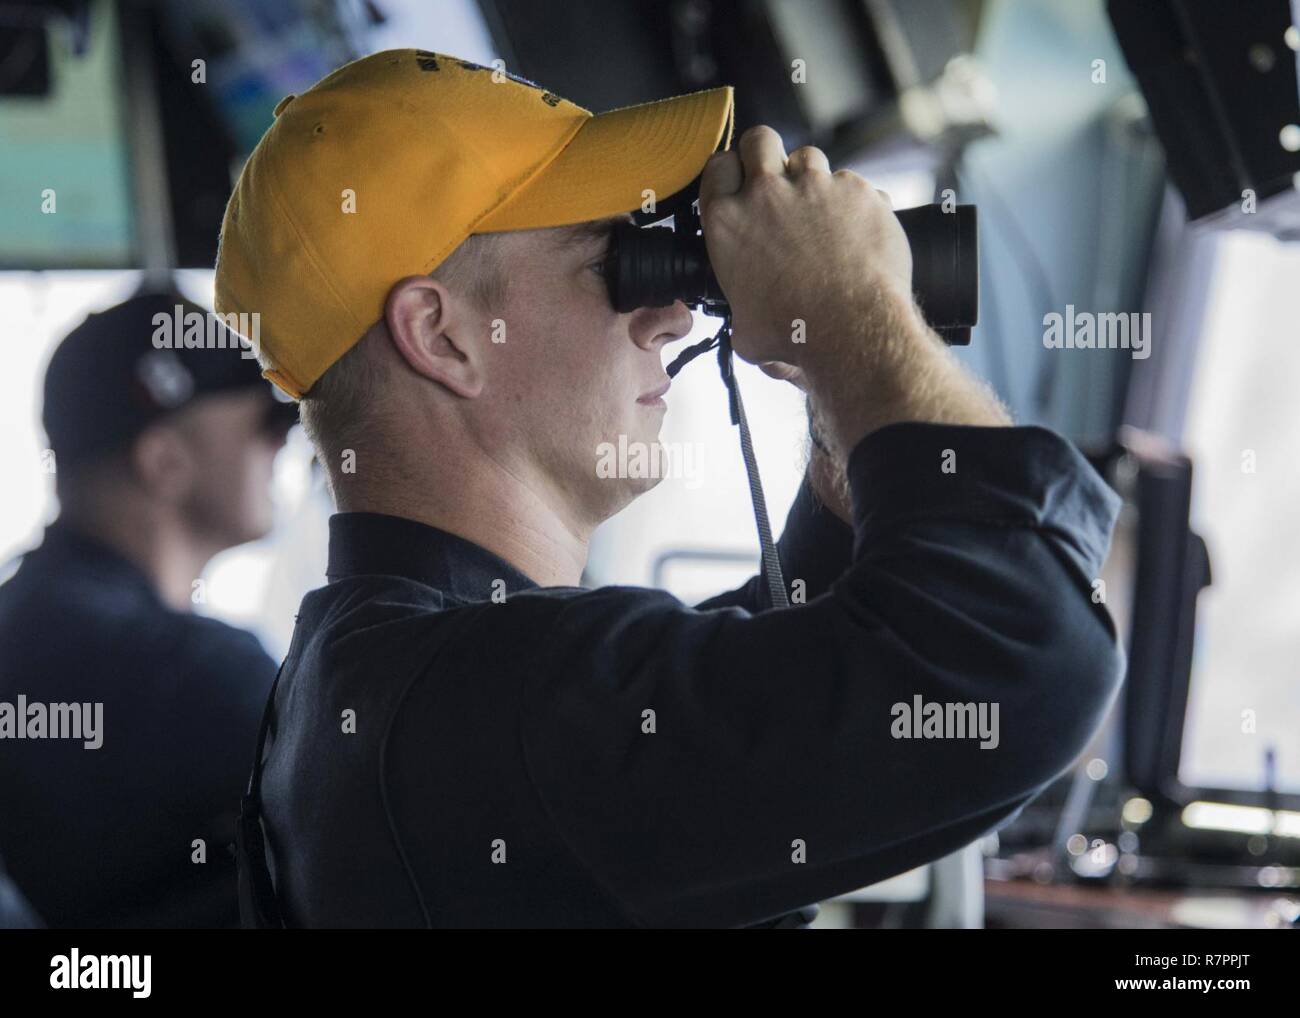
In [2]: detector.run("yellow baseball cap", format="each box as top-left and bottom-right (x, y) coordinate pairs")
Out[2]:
(214, 49), (735, 398)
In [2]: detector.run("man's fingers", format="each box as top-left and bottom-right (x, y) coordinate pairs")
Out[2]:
(699, 150), (743, 210)
(700, 124), (789, 217)
(830, 167), (892, 208)
(737, 124), (789, 183)
(787, 145), (831, 177)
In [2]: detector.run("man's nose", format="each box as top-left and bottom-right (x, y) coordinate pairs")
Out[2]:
(630, 300), (694, 353)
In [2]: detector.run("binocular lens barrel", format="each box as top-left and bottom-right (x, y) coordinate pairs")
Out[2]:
(894, 204), (979, 337)
(608, 203), (978, 345)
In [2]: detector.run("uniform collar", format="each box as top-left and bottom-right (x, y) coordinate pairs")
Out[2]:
(327, 512), (539, 603)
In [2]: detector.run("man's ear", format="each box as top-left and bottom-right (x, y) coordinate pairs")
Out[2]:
(384, 275), (485, 398)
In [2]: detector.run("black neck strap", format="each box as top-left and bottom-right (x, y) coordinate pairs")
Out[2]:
(667, 316), (789, 610)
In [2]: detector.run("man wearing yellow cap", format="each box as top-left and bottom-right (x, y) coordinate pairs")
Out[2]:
(218, 50), (1123, 928)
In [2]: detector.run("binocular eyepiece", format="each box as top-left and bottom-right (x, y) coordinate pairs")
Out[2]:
(604, 192), (979, 345)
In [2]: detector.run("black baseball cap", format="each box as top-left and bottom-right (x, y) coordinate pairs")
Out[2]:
(42, 292), (298, 467)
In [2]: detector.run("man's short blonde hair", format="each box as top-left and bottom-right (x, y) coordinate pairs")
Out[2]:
(298, 233), (509, 478)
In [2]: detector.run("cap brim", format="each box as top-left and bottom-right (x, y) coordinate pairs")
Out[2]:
(475, 86), (734, 232)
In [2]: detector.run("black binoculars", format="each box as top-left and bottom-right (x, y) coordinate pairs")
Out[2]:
(604, 183), (979, 345)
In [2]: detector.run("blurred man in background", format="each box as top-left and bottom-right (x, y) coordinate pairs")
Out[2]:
(0, 292), (296, 927)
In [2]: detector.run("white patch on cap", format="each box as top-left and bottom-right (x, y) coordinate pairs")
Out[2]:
(136, 349), (195, 408)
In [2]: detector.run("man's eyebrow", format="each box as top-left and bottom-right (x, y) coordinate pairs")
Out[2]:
(551, 215), (633, 247)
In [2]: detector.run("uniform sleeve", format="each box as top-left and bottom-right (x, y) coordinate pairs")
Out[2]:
(519, 422), (1124, 928)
